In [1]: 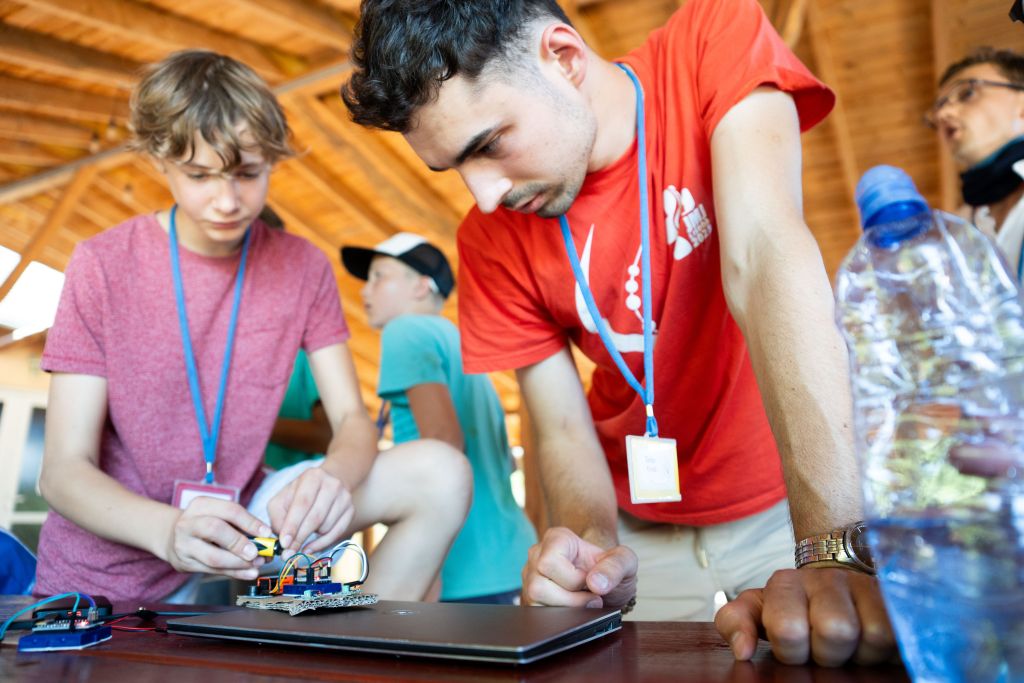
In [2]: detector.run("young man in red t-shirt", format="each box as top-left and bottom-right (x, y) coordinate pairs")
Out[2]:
(343, 0), (893, 666)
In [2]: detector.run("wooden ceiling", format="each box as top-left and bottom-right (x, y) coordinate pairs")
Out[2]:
(0, 0), (1021, 414)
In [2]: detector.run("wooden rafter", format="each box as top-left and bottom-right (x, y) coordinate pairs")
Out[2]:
(93, 177), (150, 216)
(283, 155), (398, 238)
(562, 1), (607, 56)
(0, 112), (95, 148)
(0, 139), (70, 167)
(12, 0), (291, 81)
(289, 95), (462, 239)
(0, 166), (99, 302)
(779, 0), (809, 48)
(73, 197), (119, 236)
(226, 0), (353, 52)
(930, 0), (959, 211)
(0, 146), (131, 205)
(0, 24), (142, 91)
(0, 57), (359, 206)
(806, 1), (859, 203)
(317, 0), (359, 13)
(0, 74), (130, 124)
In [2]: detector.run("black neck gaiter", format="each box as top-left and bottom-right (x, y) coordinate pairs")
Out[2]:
(961, 137), (1024, 207)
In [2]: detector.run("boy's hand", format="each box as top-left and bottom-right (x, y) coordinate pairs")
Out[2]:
(166, 496), (272, 579)
(267, 466), (353, 556)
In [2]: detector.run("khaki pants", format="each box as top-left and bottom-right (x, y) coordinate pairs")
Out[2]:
(617, 499), (794, 621)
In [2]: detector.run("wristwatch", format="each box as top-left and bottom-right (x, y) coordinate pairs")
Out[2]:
(794, 521), (875, 575)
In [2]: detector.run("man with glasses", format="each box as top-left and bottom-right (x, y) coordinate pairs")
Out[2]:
(928, 47), (1024, 279)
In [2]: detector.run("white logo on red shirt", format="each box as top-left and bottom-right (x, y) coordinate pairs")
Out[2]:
(664, 185), (712, 260)
(574, 225), (649, 353)
(572, 185), (710, 354)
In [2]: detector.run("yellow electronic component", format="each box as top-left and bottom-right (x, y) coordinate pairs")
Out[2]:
(249, 536), (283, 558)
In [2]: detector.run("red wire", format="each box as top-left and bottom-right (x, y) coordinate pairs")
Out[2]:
(108, 615), (158, 632)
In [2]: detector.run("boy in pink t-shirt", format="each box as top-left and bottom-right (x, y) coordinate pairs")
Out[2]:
(37, 50), (471, 604)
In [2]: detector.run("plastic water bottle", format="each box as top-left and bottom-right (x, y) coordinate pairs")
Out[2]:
(835, 165), (1024, 683)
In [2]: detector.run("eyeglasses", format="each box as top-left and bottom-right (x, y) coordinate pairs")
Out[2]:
(172, 161), (271, 183)
(924, 78), (1024, 128)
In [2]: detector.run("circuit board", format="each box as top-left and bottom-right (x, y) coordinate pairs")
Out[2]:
(236, 591), (378, 616)
(237, 540), (377, 616)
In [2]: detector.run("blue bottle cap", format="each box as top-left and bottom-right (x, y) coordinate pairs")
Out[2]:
(855, 165), (929, 229)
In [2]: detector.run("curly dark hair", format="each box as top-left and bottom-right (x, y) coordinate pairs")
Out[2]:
(342, 0), (572, 133)
(940, 46), (1024, 87)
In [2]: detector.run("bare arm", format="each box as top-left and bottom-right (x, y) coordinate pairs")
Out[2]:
(710, 87), (860, 540)
(268, 403), (332, 455)
(711, 88), (894, 667)
(268, 343), (378, 555)
(39, 373), (178, 559)
(39, 373), (269, 578)
(516, 347), (617, 549)
(406, 383), (465, 452)
(516, 347), (637, 609)
(308, 343), (378, 491)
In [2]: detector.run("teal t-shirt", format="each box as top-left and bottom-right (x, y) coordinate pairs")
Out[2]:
(264, 351), (322, 470)
(378, 314), (537, 600)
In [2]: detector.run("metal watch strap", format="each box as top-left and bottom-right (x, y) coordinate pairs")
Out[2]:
(795, 530), (846, 567)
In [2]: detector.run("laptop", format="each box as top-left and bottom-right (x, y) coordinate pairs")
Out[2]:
(165, 600), (621, 665)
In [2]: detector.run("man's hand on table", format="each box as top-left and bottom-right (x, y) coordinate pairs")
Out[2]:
(715, 566), (898, 667)
(521, 527), (638, 611)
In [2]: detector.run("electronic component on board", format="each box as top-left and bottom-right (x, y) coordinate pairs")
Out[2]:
(18, 605), (111, 653)
(237, 540), (378, 616)
(248, 536), (283, 558)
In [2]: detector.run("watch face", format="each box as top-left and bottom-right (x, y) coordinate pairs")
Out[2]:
(845, 522), (875, 571)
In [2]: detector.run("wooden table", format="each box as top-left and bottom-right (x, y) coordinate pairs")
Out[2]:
(0, 605), (909, 682)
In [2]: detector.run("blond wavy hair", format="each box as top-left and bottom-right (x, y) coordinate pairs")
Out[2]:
(130, 50), (293, 168)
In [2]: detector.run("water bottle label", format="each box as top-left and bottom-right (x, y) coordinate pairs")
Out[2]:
(625, 435), (681, 504)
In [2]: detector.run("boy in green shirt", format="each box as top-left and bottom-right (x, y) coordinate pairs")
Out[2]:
(343, 233), (537, 603)
(264, 351), (331, 471)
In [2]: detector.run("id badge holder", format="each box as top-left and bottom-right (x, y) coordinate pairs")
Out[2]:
(625, 435), (681, 504)
(172, 479), (240, 510)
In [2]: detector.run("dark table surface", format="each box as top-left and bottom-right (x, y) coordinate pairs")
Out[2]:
(0, 597), (910, 682)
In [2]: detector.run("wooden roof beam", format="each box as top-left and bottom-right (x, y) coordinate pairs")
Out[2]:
(0, 57), (358, 206)
(0, 165), (98, 302)
(779, 0), (809, 48)
(0, 145), (131, 205)
(562, 1), (607, 56)
(0, 24), (143, 91)
(288, 95), (461, 237)
(318, 0), (359, 13)
(0, 139), (71, 167)
(930, 0), (959, 211)
(0, 75), (130, 124)
(12, 0), (292, 82)
(282, 155), (399, 238)
(227, 0), (353, 52)
(93, 176), (155, 217)
(0, 112), (95, 148)
(806, 1), (859, 203)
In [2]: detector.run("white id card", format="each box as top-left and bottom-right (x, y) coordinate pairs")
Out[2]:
(625, 435), (681, 504)
(172, 479), (240, 510)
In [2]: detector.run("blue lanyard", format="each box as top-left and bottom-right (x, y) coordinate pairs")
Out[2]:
(1018, 234), (1023, 284)
(169, 205), (252, 483)
(375, 400), (391, 439)
(558, 63), (658, 438)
